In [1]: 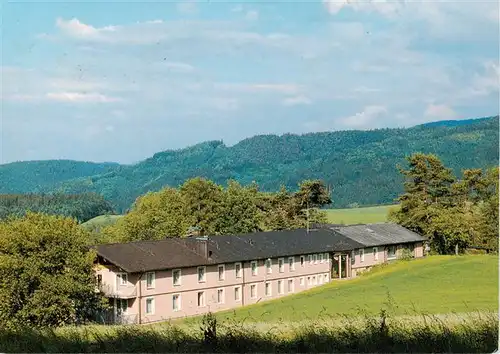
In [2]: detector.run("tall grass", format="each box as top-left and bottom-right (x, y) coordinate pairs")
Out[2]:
(1, 310), (497, 353)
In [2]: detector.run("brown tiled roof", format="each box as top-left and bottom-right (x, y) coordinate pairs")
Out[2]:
(94, 227), (364, 273)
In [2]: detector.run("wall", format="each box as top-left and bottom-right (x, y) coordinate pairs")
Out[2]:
(350, 242), (425, 277)
(96, 241), (426, 324)
(98, 252), (332, 324)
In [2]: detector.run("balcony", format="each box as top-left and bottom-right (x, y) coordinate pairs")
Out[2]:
(98, 283), (137, 299)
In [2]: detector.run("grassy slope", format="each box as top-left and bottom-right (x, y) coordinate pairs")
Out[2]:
(81, 214), (123, 229)
(325, 205), (398, 224)
(185, 255), (498, 324)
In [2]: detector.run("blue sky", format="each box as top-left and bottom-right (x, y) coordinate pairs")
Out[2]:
(1, 0), (499, 164)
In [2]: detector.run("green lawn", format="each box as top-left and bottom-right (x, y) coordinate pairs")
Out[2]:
(82, 214), (123, 230)
(325, 205), (398, 225)
(185, 255), (498, 324)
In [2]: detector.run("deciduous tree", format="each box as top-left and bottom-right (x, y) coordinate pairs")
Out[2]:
(0, 213), (104, 328)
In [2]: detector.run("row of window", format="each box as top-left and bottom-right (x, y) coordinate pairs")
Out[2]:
(139, 274), (330, 315)
(351, 246), (401, 265)
(140, 253), (331, 288)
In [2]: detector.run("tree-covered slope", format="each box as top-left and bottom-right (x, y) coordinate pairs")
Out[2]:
(1, 116), (498, 212)
(46, 116), (498, 212)
(0, 160), (120, 194)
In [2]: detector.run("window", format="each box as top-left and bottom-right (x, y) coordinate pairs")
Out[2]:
(307, 276), (311, 286)
(373, 247), (379, 261)
(313, 254), (318, 264)
(235, 262), (242, 278)
(172, 269), (181, 286)
(234, 286), (241, 302)
(388, 246), (397, 259)
(117, 299), (128, 314)
(308, 255), (313, 264)
(287, 279), (294, 293)
(265, 282), (271, 296)
(117, 273), (128, 285)
(172, 294), (181, 311)
(97, 274), (103, 287)
(278, 280), (284, 294)
(145, 297), (155, 315)
(197, 291), (205, 307)
(300, 256), (305, 267)
(198, 266), (206, 282)
(313, 276), (317, 285)
(218, 264), (225, 281)
(217, 289), (224, 304)
(250, 284), (257, 298)
(278, 258), (284, 273)
(288, 256), (295, 271)
(146, 272), (155, 289)
(324, 274), (329, 283)
(300, 277), (305, 286)
(251, 261), (258, 276)
(266, 258), (272, 274)
(360, 249), (365, 263)
(319, 253), (324, 263)
(351, 250), (355, 264)
(324, 253), (329, 262)
(319, 275), (323, 284)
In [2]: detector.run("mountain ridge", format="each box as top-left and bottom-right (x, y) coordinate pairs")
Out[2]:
(1, 116), (498, 211)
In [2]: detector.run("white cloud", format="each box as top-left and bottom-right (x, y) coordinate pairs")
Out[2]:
(177, 2), (198, 14)
(45, 92), (122, 103)
(56, 18), (116, 40)
(47, 77), (110, 91)
(282, 95), (312, 106)
(214, 83), (301, 94)
(245, 10), (259, 21)
(424, 103), (457, 120)
(323, 0), (402, 18)
(162, 61), (195, 73)
(469, 61), (500, 96)
(339, 105), (388, 129)
(51, 17), (294, 48)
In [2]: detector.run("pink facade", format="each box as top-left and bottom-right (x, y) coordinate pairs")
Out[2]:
(97, 253), (333, 324)
(350, 242), (424, 277)
(96, 242), (425, 325)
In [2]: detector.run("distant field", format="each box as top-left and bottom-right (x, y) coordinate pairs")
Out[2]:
(82, 214), (123, 230)
(182, 255), (498, 324)
(325, 204), (398, 225)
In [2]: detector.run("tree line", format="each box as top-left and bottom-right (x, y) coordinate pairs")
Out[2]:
(100, 178), (332, 243)
(390, 153), (498, 254)
(0, 193), (115, 223)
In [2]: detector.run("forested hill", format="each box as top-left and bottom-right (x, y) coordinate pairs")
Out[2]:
(0, 160), (120, 194)
(2, 116), (499, 212)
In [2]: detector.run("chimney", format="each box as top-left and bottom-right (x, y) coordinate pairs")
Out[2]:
(195, 236), (209, 259)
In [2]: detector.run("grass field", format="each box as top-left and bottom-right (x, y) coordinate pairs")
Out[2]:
(82, 214), (123, 230)
(3, 255), (497, 353)
(325, 205), (398, 225)
(183, 255), (498, 325)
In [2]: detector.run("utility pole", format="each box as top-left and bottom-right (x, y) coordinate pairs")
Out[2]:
(306, 203), (310, 233)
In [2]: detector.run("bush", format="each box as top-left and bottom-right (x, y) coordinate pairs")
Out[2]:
(0, 311), (497, 353)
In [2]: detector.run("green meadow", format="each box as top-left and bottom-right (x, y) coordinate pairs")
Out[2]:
(325, 204), (398, 225)
(183, 255), (498, 324)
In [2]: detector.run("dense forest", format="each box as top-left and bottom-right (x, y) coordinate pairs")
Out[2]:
(1, 116), (498, 212)
(0, 193), (114, 223)
(0, 160), (119, 194)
